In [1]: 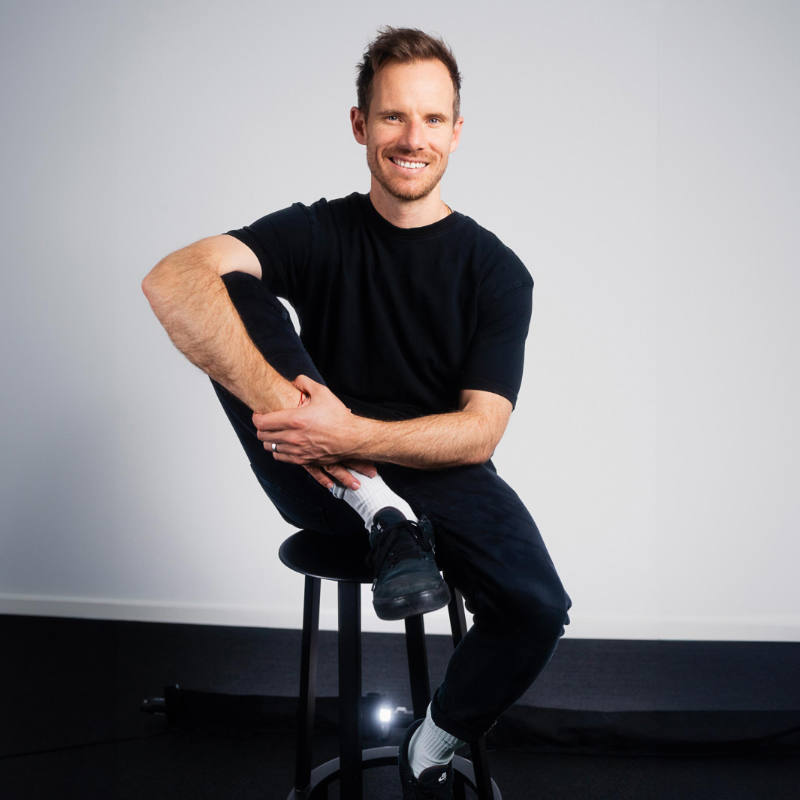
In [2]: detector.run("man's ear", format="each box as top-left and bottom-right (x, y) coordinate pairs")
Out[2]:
(449, 116), (464, 154)
(350, 106), (367, 145)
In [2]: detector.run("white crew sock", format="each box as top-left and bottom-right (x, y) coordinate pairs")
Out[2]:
(329, 469), (417, 530)
(408, 702), (466, 779)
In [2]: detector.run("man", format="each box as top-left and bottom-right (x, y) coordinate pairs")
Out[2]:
(142, 26), (572, 800)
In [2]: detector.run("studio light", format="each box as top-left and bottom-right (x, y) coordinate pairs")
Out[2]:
(362, 693), (413, 739)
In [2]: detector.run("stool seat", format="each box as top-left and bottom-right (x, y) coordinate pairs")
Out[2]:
(279, 529), (372, 583)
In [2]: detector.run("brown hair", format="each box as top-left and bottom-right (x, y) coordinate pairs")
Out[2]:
(355, 26), (462, 122)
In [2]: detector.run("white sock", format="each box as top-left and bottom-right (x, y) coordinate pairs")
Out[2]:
(408, 702), (466, 779)
(329, 469), (417, 530)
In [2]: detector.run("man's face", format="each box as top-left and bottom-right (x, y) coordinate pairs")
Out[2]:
(351, 59), (464, 202)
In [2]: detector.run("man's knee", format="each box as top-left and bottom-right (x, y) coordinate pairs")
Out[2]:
(218, 272), (323, 386)
(220, 271), (292, 332)
(536, 598), (572, 640)
(495, 580), (572, 641)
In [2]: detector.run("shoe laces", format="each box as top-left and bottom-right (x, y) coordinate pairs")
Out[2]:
(367, 517), (434, 579)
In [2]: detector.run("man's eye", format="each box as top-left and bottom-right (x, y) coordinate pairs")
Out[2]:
(429, 118), (441, 124)
(386, 115), (399, 121)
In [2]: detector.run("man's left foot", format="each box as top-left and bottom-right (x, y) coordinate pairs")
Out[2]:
(399, 718), (454, 799)
(367, 507), (451, 620)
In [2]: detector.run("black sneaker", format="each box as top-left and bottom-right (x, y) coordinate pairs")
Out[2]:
(399, 718), (454, 799)
(367, 507), (451, 621)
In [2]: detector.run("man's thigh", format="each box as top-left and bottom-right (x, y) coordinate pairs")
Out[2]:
(211, 377), (366, 538)
(378, 461), (573, 635)
(210, 272), (366, 536)
(249, 459), (368, 538)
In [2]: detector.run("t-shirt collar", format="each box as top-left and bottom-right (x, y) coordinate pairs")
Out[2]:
(359, 192), (462, 240)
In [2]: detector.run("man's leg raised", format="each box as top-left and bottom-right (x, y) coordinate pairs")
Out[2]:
(210, 272), (450, 617)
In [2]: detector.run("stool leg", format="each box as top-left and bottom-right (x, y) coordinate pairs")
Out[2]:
(447, 591), (468, 800)
(470, 738), (494, 800)
(404, 614), (431, 719)
(295, 576), (320, 795)
(447, 583), (468, 647)
(338, 581), (362, 800)
(447, 584), (496, 800)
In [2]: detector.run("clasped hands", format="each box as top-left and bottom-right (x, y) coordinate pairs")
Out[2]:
(252, 374), (377, 490)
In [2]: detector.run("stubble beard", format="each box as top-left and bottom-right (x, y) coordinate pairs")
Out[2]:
(366, 146), (448, 202)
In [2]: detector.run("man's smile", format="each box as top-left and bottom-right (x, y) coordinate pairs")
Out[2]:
(389, 156), (429, 172)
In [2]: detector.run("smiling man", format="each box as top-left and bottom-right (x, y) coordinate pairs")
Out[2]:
(361, 58), (459, 210)
(142, 26), (572, 800)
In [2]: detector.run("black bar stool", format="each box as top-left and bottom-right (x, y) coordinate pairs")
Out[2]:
(279, 528), (502, 800)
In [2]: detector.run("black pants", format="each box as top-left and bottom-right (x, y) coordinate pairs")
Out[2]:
(211, 271), (573, 742)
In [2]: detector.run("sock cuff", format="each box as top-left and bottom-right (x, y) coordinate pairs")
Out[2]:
(330, 471), (417, 530)
(422, 702), (466, 750)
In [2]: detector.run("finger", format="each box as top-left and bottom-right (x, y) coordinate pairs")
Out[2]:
(292, 374), (322, 396)
(256, 428), (297, 443)
(258, 429), (302, 446)
(272, 451), (305, 465)
(325, 463), (361, 490)
(256, 428), (289, 442)
(304, 464), (335, 490)
(252, 408), (304, 431)
(263, 441), (304, 456)
(342, 460), (378, 478)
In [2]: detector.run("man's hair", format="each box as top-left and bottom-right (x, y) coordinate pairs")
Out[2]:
(355, 26), (462, 122)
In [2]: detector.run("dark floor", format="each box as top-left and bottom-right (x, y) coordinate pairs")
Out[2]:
(2, 615), (799, 799)
(4, 727), (800, 800)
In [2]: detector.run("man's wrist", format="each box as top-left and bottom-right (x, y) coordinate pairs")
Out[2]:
(347, 413), (377, 461)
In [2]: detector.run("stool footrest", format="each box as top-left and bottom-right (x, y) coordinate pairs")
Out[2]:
(286, 746), (502, 799)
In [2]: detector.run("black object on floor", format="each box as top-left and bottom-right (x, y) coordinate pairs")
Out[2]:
(2, 614), (800, 799)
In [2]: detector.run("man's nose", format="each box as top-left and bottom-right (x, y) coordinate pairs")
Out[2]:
(399, 118), (426, 150)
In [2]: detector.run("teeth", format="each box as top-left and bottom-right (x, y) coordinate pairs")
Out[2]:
(391, 157), (427, 169)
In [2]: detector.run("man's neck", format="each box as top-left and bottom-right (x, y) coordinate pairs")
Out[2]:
(368, 182), (451, 229)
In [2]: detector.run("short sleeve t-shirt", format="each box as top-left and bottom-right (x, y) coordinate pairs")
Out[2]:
(223, 191), (533, 421)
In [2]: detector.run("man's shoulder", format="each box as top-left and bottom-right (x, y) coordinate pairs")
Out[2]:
(457, 214), (533, 292)
(292, 191), (362, 223)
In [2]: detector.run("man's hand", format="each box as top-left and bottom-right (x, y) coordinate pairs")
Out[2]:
(303, 460), (377, 491)
(253, 374), (357, 463)
(252, 374), (375, 490)
(254, 376), (512, 476)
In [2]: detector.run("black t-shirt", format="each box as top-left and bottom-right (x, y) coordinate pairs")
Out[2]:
(224, 191), (533, 421)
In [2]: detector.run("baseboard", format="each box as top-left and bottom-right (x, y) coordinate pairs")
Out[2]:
(1, 592), (798, 641)
(0, 592), (296, 629)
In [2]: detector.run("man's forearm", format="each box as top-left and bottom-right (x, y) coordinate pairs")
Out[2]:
(348, 409), (495, 469)
(141, 253), (298, 414)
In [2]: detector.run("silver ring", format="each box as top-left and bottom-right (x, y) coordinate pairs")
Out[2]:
(271, 442), (278, 453)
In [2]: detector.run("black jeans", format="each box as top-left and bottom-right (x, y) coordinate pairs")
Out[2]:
(211, 271), (573, 742)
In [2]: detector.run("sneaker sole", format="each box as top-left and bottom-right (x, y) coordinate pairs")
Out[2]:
(373, 581), (451, 621)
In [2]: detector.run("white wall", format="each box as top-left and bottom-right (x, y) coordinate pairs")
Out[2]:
(1, 0), (797, 640)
